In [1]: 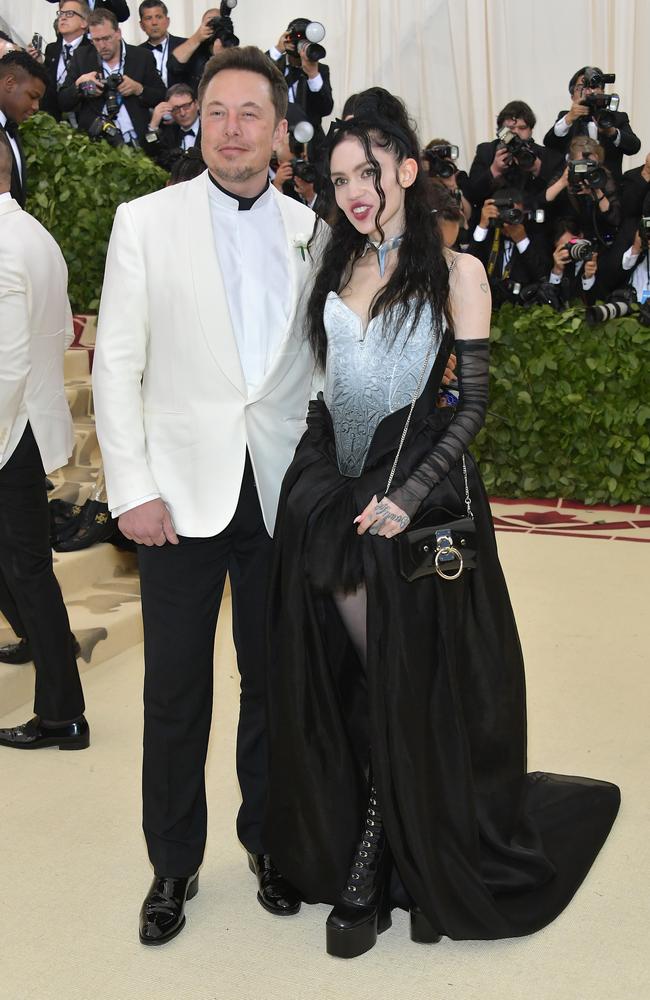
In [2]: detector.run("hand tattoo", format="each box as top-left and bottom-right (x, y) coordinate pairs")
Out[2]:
(371, 501), (410, 533)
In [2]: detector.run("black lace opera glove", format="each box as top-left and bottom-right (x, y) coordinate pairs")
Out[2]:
(387, 338), (490, 520)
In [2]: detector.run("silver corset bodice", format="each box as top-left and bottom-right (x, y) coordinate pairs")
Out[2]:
(323, 292), (442, 477)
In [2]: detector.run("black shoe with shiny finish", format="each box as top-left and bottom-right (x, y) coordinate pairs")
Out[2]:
(0, 638), (33, 664)
(247, 853), (302, 916)
(139, 873), (199, 945)
(0, 715), (89, 750)
(410, 906), (442, 944)
(326, 787), (392, 959)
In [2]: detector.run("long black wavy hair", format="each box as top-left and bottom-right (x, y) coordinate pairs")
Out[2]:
(306, 87), (450, 371)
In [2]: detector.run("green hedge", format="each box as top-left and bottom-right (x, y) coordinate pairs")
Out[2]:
(21, 112), (166, 313)
(18, 115), (650, 504)
(473, 303), (650, 505)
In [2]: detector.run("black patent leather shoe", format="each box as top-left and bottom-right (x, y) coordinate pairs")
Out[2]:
(0, 638), (33, 664)
(139, 873), (199, 945)
(410, 906), (442, 944)
(247, 853), (301, 916)
(0, 715), (89, 750)
(0, 635), (81, 666)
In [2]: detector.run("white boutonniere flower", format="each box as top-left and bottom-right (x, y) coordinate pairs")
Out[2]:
(292, 233), (310, 261)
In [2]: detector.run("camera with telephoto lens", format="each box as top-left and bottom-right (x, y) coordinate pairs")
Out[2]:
(562, 237), (593, 262)
(424, 144), (459, 179)
(496, 126), (537, 171)
(287, 20), (327, 62)
(88, 114), (123, 147)
(490, 194), (545, 226)
(585, 286), (636, 326)
(291, 158), (317, 184)
(568, 158), (608, 193)
(86, 73), (124, 148)
(207, 0), (239, 48)
(582, 92), (620, 129)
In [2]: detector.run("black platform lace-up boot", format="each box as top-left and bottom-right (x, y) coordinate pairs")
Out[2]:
(325, 787), (392, 959)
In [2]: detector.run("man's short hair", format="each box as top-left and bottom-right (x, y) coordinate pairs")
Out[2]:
(425, 184), (464, 223)
(139, 1), (169, 16)
(553, 217), (582, 243)
(61, 0), (91, 17)
(568, 66), (604, 94)
(88, 9), (119, 32)
(0, 50), (50, 89)
(198, 46), (288, 122)
(497, 100), (536, 130)
(569, 135), (604, 163)
(166, 83), (195, 102)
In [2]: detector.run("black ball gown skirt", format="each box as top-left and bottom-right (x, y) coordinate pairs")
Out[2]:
(265, 334), (620, 940)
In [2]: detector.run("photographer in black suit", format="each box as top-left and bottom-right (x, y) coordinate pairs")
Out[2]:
(268, 17), (333, 155)
(58, 9), (165, 147)
(468, 100), (562, 210)
(168, 7), (239, 94)
(466, 188), (550, 306)
(548, 218), (601, 305)
(544, 66), (640, 182)
(138, 1), (186, 88)
(621, 151), (650, 219)
(44, 0), (130, 22)
(41, 0), (92, 121)
(144, 83), (201, 169)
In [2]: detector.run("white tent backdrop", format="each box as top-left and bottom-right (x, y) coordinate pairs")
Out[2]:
(2, 0), (649, 169)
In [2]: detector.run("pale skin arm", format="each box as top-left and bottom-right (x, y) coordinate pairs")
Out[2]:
(355, 253), (490, 538)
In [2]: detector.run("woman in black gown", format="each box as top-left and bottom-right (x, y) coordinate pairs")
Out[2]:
(265, 88), (620, 959)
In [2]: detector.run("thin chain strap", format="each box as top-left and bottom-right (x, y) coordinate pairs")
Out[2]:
(384, 338), (435, 496)
(462, 454), (474, 520)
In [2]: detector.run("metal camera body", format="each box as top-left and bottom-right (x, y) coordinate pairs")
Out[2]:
(88, 114), (124, 148)
(291, 157), (317, 184)
(31, 33), (44, 56)
(582, 91), (620, 129)
(568, 158), (607, 193)
(102, 72), (123, 119)
(490, 195), (544, 227)
(496, 126), (537, 171)
(288, 21), (326, 63)
(563, 237), (593, 262)
(424, 144), (459, 179)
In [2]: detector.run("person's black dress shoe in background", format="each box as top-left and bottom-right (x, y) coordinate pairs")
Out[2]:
(139, 873), (199, 945)
(0, 635), (81, 665)
(0, 715), (89, 750)
(248, 853), (301, 915)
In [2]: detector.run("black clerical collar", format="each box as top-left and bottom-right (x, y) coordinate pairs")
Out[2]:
(208, 172), (270, 211)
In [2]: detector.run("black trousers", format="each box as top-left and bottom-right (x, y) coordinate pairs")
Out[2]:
(138, 454), (274, 876)
(0, 424), (84, 721)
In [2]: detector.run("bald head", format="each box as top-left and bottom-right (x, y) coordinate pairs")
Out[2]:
(0, 137), (12, 192)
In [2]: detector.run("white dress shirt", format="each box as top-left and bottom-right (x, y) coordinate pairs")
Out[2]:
(549, 259), (595, 291)
(0, 108), (22, 182)
(207, 178), (290, 391)
(554, 115), (621, 147)
(101, 53), (137, 144)
(472, 225), (530, 276)
(145, 36), (170, 86)
(56, 34), (84, 86)
(622, 246), (650, 301)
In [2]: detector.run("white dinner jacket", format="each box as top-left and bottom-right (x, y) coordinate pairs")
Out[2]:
(93, 171), (318, 537)
(0, 198), (74, 473)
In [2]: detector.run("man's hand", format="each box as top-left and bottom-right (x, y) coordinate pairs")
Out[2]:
(490, 145), (511, 178)
(584, 252), (598, 280)
(502, 222), (527, 243)
(566, 99), (591, 123)
(479, 198), (500, 229)
(118, 499), (179, 547)
(118, 75), (144, 98)
(299, 48), (320, 79)
(354, 495), (410, 539)
(598, 124), (617, 138)
(26, 45), (44, 64)
(632, 230), (643, 255)
(442, 352), (457, 385)
(272, 161), (293, 189)
(276, 30), (291, 53)
(76, 71), (103, 90)
(193, 16), (215, 44)
(150, 101), (172, 128)
(552, 243), (570, 275)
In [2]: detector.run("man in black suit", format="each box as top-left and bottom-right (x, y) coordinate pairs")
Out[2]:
(138, 1), (187, 89)
(144, 82), (201, 169)
(0, 51), (50, 207)
(548, 219), (601, 305)
(41, 0), (92, 121)
(466, 189), (550, 306)
(621, 151), (650, 219)
(45, 0), (130, 22)
(468, 100), (562, 211)
(58, 9), (165, 147)
(268, 17), (333, 154)
(543, 67), (640, 182)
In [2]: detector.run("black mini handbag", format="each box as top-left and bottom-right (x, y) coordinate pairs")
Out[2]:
(383, 339), (477, 583)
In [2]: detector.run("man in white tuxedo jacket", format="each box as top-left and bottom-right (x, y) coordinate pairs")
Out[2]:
(0, 139), (87, 751)
(93, 47), (317, 945)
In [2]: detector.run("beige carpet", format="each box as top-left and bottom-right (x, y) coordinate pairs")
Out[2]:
(0, 531), (648, 1000)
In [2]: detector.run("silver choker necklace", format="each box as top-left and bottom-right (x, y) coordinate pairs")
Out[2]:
(362, 234), (404, 277)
